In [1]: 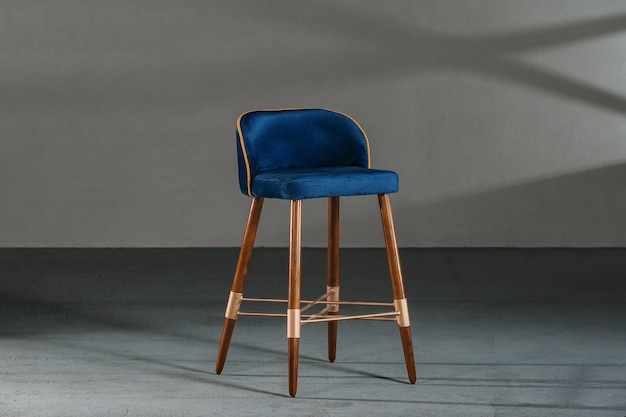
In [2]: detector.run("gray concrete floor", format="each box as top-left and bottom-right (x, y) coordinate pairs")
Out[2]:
(1, 248), (625, 416)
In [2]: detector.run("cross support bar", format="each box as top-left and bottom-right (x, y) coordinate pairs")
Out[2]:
(301, 310), (399, 325)
(326, 286), (340, 313)
(237, 312), (397, 322)
(242, 297), (393, 307)
(234, 292), (403, 326)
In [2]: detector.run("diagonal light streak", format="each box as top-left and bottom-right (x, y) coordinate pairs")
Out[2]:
(239, 2), (626, 115)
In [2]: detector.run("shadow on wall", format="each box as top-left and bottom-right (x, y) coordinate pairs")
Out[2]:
(7, 2), (623, 113)
(393, 163), (626, 247)
(220, 3), (626, 247)
(2, 2), (626, 247)
(223, 2), (626, 115)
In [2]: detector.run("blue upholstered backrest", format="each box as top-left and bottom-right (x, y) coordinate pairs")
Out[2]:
(236, 108), (371, 196)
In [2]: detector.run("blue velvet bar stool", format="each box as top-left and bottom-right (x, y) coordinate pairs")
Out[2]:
(215, 108), (416, 397)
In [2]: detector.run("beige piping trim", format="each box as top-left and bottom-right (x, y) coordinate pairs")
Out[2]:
(236, 112), (254, 196)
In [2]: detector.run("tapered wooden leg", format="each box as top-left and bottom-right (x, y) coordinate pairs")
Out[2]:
(215, 197), (264, 375)
(327, 197), (340, 363)
(288, 338), (300, 397)
(399, 326), (416, 381)
(288, 200), (303, 397)
(215, 318), (236, 374)
(378, 194), (417, 384)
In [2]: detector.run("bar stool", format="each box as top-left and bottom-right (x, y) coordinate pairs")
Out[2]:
(215, 108), (416, 397)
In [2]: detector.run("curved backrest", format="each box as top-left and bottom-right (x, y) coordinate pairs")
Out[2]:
(236, 108), (371, 196)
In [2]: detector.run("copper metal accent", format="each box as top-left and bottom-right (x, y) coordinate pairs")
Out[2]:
(301, 289), (334, 313)
(241, 297), (392, 307)
(225, 291), (243, 320)
(302, 311), (399, 325)
(326, 286), (340, 313)
(237, 312), (396, 320)
(238, 292), (397, 323)
(239, 292), (395, 321)
(394, 298), (411, 327)
(238, 312), (288, 318)
(306, 306), (330, 321)
(235, 291), (405, 328)
(241, 297), (290, 303)
(287, 308), (301, 338)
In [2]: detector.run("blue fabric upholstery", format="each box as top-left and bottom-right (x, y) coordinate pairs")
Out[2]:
(236, 108), (399, 200)
(252, 166), (398, 200)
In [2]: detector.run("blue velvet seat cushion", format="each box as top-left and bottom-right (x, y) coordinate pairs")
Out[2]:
(250, 166), (399, 200)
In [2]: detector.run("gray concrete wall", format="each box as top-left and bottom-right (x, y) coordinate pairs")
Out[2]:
(2, 1), (625, 247)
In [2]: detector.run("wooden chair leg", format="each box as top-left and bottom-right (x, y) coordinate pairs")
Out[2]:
(215, 197), (264, 375)
(288, 200), (303, 397)
(378, 194), (417, 384)
(327, 197), (340, 363)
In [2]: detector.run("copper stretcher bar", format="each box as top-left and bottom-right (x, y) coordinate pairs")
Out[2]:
(237, 292), (399, 324)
